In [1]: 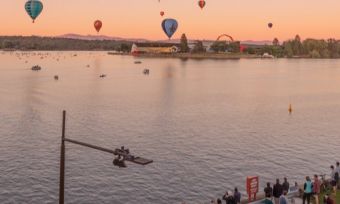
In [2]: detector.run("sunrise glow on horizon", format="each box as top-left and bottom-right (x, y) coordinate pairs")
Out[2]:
(2, 0), (340, 41)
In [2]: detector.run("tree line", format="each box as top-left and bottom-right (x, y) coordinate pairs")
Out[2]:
(246, 35), (340, 58)
(0, 36), (132, 52)
(180, 33), (340, 58)
(3, 35), (340, 58)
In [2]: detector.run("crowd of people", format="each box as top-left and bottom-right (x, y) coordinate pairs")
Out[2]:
(262, 162), (339, 204)
(210, 187), (242, 204)
(262, 177), (293, 204)
(209, 162), (339, 204)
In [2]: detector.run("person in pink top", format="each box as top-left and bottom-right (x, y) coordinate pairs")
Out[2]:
(313, 174), (321, 204)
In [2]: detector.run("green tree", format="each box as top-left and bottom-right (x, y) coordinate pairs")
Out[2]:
(180, 33), (189, 53)
(244, 47), (256, 54)
(210, 41), (227, 52)
(327, 38), (340, 58)
(191, 41), (206, 53)
(227, 41), (241, 53)
(283, 41), (294, 58)
(292, 35), (303, 55)
(2, 40), (15, 49)
(302, 39), (327, 56)
(273, 38), (280, 46)
(119, 43), (132, 53)
(309, 50), (321, 58)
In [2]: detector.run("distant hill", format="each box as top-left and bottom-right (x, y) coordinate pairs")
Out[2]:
(58, 34), (272, 45)
(58, 34), (149, 43)
(0, 36), (133, 51)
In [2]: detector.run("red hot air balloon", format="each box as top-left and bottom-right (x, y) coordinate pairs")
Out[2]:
(198, 0), (206, 9)
(94, 20), (102, 33)
(160, 11), (165, 17)
(268, 23), (273, 28)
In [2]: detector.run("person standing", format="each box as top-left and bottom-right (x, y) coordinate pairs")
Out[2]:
(279, 191), (288, 204)
(264, 182), (273, 199)
(330, 165), (337, 193)
(282, 177), (289, 193)
(233, 187), (241, 204)
(273, 179), (283, 204)
(313, 174), (321, 204)
(335, 162), (340, 189)
(302, 176), (313, 204)
(222, 191), (236, 204)
(324, 194), (335, 204)
(262, 194), (274, 204)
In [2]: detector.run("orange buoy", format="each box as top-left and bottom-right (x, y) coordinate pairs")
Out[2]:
(288, 104), (292, 114)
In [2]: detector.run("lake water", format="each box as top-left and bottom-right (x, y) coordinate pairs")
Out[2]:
(0, 51), (339, 204)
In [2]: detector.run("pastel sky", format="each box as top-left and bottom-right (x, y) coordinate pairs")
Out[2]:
(2, 0), (340, 41)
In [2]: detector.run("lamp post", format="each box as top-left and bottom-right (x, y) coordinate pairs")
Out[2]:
(59, 110), (153, 204)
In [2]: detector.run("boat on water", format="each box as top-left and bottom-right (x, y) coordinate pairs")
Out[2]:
(262, 53), (275, 59)
(31, 65), (41, 71)
(143, 69), (150, 75)
(134, 61), (142, 64)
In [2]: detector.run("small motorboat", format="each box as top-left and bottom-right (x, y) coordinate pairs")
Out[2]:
(31, 65), (41, 71)
(134, 61), (142, 64)
(54, 75), (59, 80)
(143, 69), (150, 75)
(262, 53), (275, 59)
(99, 74), (107, 78)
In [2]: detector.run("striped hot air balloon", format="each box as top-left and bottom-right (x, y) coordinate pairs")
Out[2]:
(25, 0), (43, 23)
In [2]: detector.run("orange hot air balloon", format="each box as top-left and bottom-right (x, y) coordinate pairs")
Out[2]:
(94, 20), (102, 33)
(198, 0), (206, 9)
(160, 11), (165, 17)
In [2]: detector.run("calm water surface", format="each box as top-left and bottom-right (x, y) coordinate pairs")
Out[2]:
(0, 51), (340, 204)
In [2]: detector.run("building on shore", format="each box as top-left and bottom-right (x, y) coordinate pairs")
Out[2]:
(131, 43), (180, 55)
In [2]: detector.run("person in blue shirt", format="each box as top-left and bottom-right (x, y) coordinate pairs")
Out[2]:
(303, 176), (313, 204)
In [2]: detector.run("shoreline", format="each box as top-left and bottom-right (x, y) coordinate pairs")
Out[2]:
(3, 49), (340, 60)
(133, 53), (261, 60)
(107, 52), (340, 60)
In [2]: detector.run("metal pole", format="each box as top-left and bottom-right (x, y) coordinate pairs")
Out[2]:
(64, 138), (116, 154)
(59, 110), (66, 204)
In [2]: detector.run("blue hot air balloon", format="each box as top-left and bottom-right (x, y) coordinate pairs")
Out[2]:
(161, 18), (178, 39)
(25, 0), (43, 23)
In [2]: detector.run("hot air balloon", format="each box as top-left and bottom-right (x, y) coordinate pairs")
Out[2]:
(268, 23), (273, 28)
(160, 11), (165, 17)
(94, 20), (102, 33)
(161, 18), (178, 39)
(25, 0), (43, 23)
(198, 0), (206, 9)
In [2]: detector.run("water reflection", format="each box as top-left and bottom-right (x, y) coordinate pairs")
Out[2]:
(1, 52), (340, 204)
